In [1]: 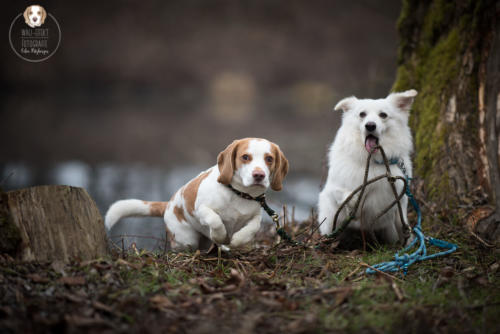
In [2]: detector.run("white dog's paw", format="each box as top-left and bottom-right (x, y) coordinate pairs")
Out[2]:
(209, 225), (227, 244)
(229, 234), (251, 249)
(219, 244), (231, 252)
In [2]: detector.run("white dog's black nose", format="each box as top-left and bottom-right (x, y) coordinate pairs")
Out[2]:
(365, 122), (376, 132)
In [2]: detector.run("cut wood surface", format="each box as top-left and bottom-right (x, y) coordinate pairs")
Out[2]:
(5, 185), (108, 262)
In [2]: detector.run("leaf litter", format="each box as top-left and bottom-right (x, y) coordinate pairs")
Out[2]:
(0, 214), (499, 333)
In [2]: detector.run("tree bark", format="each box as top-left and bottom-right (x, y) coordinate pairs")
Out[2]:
(393, 0), (500, 241)
(0, 189), (22, 256)
(3, 185), (108, 261)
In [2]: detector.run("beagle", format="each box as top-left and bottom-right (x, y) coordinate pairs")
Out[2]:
(105, 138), (289, 250)
(24, 5), (47, 28)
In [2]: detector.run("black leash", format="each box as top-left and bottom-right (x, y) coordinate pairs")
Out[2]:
(226, 184), (299, 245)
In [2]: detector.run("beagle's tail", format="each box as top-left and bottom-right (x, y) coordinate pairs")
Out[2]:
(104, 199), (168, 230)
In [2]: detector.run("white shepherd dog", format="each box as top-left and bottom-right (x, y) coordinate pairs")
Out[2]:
(318, 89), (418, 245)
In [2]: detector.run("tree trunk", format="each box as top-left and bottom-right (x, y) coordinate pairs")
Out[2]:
(3, 185), (108, 262)
(393, 0), (500, 241)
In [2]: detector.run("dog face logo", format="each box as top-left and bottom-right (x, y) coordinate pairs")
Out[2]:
(23, 5), (47, 28)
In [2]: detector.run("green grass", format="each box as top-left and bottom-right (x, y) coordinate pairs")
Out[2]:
(1, 217), (498, 333)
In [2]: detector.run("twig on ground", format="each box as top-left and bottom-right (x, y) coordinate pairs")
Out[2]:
(360, 262), (405, 283)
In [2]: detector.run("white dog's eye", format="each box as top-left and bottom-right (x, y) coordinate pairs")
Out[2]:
(359, 111), (366, 118)
(379, 112), (388, 119)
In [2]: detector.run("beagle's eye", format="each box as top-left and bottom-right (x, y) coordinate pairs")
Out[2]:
(29, 11), (32, 15)
(265, 156), (273, 164)
(241, 154), (250, 161)
(38, 11), (41, 15)
(359, 111), (366, 118)
(379, 112), (388, 119)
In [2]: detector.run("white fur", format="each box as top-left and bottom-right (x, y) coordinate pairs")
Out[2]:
(25, 5), (46, 28)
(105, 199), (150, 230)
(233, 140), (272, 191)
(318, 90), (417, 244)
(105, 138), (287, 251)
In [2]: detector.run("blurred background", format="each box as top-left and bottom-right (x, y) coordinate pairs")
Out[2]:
(1, 0), (401, 249)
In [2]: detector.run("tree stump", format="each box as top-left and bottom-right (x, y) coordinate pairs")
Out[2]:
(2, 185), (108, 262)
(0, 189), (22, 256)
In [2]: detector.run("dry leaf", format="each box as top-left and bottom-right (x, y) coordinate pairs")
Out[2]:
(58, 276), (86, 286)
(51, 261), (67, 276)
(27, 273), (50, 283)
(150, 295), (174, 310)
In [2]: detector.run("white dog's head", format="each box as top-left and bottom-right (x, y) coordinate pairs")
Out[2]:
(24, 5), (47, 28)
(217, 138), (289, 194)
(334, 89), (418, 156)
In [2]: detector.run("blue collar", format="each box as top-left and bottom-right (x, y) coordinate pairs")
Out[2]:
(374, 157), (400, 165)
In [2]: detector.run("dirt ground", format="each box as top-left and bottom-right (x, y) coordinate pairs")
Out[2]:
(0, 214), (499, 334)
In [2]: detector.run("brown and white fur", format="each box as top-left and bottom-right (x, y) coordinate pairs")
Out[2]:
(105, 138), (288, 251)
(24, 5), (47, 28)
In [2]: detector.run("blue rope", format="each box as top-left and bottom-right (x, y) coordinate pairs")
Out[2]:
(366, 174), (458, 275)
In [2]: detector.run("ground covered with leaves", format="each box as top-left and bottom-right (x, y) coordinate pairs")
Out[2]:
(0, 214), (499, 334)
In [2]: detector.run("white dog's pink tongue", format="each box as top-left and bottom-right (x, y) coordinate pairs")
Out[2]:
(365, 136), (378, 152)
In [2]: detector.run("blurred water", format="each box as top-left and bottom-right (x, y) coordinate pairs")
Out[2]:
(1, 162), (319, 250)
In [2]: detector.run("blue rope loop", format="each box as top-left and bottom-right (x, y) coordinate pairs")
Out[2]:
(366, 173), (458, 275)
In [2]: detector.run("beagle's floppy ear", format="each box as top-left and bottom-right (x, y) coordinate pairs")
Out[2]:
(388, 89), (418, 112)
(23, 6), (31, 25)
(271, 144), (289, 191)
(217, 140), (239, 185)
(40, 6), (47, 24)
(334, 96), (357, 112)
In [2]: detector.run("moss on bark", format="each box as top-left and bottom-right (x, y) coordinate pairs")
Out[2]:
(392, 0), (495, 206)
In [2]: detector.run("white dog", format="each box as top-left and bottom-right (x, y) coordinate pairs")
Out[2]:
(105, 138), (288, 251)
(318, 90), (417, 245)
(24, 5), (47, 28)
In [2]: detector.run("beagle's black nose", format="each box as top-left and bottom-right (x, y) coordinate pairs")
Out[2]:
(365, 122), (376, 132)
(252, 170), (265, 182)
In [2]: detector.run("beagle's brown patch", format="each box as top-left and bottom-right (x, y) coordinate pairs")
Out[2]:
(183, 170), (212, 215)
(270, 142), (289, 191)
(145, 201), (167, 217)
(173, 205), (187, 222)
(234, 138), (252, 170)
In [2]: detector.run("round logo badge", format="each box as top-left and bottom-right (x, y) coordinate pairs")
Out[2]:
(9, 5), (61, 62)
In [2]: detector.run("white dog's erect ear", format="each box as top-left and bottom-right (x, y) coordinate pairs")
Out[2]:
(334, 96), (357, 112)
(388, 89), (418, 112)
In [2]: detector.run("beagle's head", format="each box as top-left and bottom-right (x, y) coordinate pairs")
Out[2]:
(24, 5), (47, 28)
(217, 138), (289, 193)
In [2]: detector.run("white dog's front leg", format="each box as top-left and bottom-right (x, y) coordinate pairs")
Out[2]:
(318, 188), (335, 235)
(198, 205), (228, 244)
(318, 185), (353, 235)
(229, 214), (261, 248)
